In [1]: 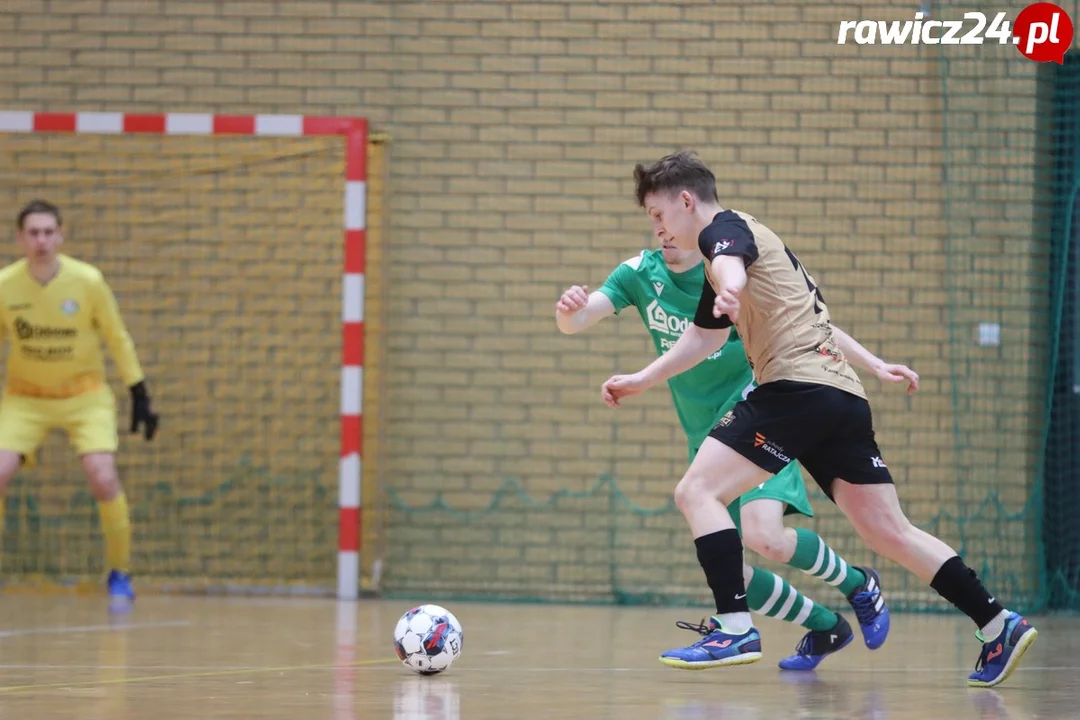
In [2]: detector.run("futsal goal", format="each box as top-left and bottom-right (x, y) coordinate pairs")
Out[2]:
(0, 110), (387, 600)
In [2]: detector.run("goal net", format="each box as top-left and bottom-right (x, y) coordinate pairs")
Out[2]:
(378, 12), (1076, 613)
(0, 123), (381, 595)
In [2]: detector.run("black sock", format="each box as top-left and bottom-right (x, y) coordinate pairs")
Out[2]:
(929, 556), (1005, 627)
(695, 529), (749, 615)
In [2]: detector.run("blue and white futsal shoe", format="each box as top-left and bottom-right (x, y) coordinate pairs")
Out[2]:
(968, 612), (1038, 688)
(659, 616), (762, 670)
(847, 566), (890, 650)
(778, 613), (855, 671)
(107, 569), (135, 613)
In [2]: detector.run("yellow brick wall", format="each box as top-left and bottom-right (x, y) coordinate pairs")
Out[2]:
(0, 1), (1050, 604)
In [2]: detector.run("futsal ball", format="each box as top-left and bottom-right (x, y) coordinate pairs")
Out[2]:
(393, 604), (464, 675)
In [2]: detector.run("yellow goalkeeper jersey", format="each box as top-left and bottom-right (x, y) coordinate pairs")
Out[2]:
(0, 255), (144, 398)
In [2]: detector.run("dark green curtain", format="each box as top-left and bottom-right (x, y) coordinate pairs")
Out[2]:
(1043, 53), (1080, 610)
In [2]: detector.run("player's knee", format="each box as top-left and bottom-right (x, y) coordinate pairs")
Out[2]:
(672, 479), (693, 516)
(0, 451), (20, 491)
(82, 456), (120, 501)
(673, 471), (712, 515)
(741, 522), (787, 563)
(87, 474), (121, 502)
(858, 515), (914, 558)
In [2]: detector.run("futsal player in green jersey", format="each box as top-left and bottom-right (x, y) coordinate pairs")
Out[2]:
(556, 242), (889, 669)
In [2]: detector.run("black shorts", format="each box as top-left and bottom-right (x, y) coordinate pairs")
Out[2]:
(708, 380), (893, 500)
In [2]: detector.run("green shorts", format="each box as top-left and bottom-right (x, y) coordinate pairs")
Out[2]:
(688, 442), (814, 536)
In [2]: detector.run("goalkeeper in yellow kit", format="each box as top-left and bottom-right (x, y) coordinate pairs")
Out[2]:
(0, 200), (158, 610)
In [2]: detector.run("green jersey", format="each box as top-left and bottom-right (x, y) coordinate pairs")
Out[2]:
(599, 249), (755, 451)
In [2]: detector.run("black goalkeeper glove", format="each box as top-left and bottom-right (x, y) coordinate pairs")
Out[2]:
(129, 381), (159, 441)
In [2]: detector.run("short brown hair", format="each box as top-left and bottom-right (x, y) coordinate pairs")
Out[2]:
(633, 151), (718, 208)
(17, 199), (62, 230)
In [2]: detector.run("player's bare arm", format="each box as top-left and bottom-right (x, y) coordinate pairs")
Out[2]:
(555, 285), (616, 335)
(831, 324), (920, 394)
(709, 256), (747, 321)
(601, 324), (729, 408)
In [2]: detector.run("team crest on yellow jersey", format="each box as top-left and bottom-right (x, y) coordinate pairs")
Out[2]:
(61, 299), (79, 316)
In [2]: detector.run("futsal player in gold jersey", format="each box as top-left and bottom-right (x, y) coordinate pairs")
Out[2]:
(602, 152), (1036, 688)
(0, 200), (158, 610)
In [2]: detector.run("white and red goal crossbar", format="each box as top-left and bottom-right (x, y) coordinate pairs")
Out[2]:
(0, 110), (369, 600)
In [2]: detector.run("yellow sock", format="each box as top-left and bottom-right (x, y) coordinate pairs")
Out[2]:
(98, 493), (131, 574)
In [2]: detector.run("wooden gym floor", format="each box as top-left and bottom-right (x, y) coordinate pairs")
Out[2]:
(0, 594), (1074, 719)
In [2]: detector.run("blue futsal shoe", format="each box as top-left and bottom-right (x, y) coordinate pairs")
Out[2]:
(778, 614), (854, 671)
(107, 570), (135, 613)
(659, 616), (762, 670)
(968, 613), (1038, 688)
(847, 566), (889, 650)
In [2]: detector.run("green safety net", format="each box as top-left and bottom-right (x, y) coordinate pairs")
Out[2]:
(382, 5), (1080, 614)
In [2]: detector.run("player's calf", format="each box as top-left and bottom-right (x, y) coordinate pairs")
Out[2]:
(666, 445), (776, 671)
(742, 565), (855, 668)
(839, 484), (1038, 685)
(81, 453), (135, 611)
(0, 451), (17, 571)
(833, 482), (948, 582)
(739, 521), (793, 564)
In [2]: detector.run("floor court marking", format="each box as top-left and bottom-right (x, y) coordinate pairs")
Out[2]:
(0, 620), (191, 639)
(350, 664), (1077, 674)
(0, 657), (401, 695)
(0, 663), (1070, 676)
(0, 665), (292, 671)
(0, 662), (1065, 696)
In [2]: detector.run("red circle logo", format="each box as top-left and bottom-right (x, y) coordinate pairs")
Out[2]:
(1013, 2), (1074, 63)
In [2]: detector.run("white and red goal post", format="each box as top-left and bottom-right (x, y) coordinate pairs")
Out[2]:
(0, 110), (369, 600)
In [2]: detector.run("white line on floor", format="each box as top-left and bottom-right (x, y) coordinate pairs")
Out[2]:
(0, 662), (1069, 674)
(0, 620), (191, 639)
(0, 665), (267, 671)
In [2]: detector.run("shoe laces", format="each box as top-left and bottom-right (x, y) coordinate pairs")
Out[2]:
(973, 643), (991, 673)
(674, 618), (717, 648)
(675, 618), (712, 636)
(849, 589), (879, 626)
(792, 627), (835, 658)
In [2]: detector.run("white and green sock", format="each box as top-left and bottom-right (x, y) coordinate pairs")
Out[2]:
(745, 566), (838, 631)
(789, 528), (867, 598)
